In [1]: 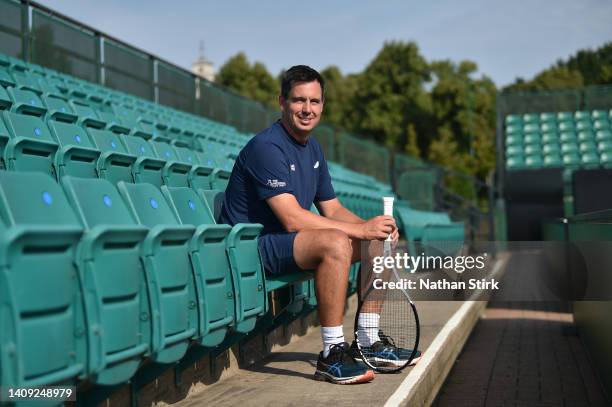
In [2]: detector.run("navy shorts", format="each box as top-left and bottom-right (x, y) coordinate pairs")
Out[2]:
(258, 232), (302, 275)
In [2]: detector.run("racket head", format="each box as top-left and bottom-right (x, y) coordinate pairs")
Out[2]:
(353, 281), (420, 373)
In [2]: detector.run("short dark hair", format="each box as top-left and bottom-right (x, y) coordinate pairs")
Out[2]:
(280, 65), (325, 100)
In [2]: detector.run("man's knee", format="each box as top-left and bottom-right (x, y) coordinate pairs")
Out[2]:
(319, 229), (352, 264)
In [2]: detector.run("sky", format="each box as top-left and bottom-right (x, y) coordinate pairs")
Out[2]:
(37, 0), (612, 87)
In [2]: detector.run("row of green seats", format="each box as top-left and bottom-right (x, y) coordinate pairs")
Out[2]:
(505, 110), (612, 125)
(506, 130), (612, 146)
(507, 153), (612, 170)
(0, 171), (265, 390)
(506, 119), (610, 135)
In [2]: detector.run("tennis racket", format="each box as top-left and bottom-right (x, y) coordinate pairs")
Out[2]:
(353, 197), (420, 373)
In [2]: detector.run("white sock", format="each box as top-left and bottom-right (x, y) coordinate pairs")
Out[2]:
(357, 313), (380, 347)
(321, 325), (345, 358)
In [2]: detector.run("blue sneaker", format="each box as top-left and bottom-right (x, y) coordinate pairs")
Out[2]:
(314, 342), (375, 384)
(351, 332), (421, 368)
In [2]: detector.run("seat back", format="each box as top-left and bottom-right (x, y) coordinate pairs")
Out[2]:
(0, 171), (84, 387)
(120, 135), (165, 186)
(48, 121), (100, 179)
(87, 128), (135, 183)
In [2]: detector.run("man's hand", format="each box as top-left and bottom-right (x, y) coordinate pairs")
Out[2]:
(360, 215), (397, 241)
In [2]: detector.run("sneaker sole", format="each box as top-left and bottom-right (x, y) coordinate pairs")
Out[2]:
(313, 369), (375, 384)
(372, 354), (422, 367)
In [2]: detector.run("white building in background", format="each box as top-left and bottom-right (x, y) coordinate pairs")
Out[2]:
(192, 41), (215, 82)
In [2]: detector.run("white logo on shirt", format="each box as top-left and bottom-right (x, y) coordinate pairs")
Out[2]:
(267, 179), (286, 188)
(314, 161), (320, 169)
(290, 164), (295, 171)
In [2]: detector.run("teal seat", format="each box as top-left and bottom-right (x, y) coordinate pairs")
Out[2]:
(523, 133), (540, 145)
(61, 176), (149, 385)
(593, 120), (610, 130)
(556, 112), (573, 122)
(87, 128), (136, 183)
(0, 171), (84, 387)
(581, 153), (600, 166)
(198, 189), (266, 333)
(11, 68), (42, 94)
(505, 134), (522, 146)
(161, 186), (234, 346)
(539, 112), (556, 123)
(42, 94), (77, 123)
(48, 121), (100, 179)
(579, 142), (597, 154)
(505, 114), (522, 125)
(150, 140), (195, 187)
(591, 110), (608, 120)
(524, 145), (541, 156)
(522, 114), (539, 124)
(71, 100), (106, 129)
(560, 143), (579, 155)
(0, 85), (12, 110)
(505, 124), (522, 135)
(542, 143), (560, 155)
(574, 111), (590, 120)
(8, 87), (46, 116)
(173, 141), (215, 190)
(525, 155), (543, 168)
(117, 181), (198, 363)
(522, 123), (539, 134)
(558, 122), (575, 132)
(562, 154), (581, 167)
(541, 132), (558, 144)
(601, 152), (612, 167)
(598, 140), (612, 153)
(96, 111), (130, 135)
(576, 120), (592, 131)
(540, 123), (556, 133)
(577, 130), (595, 142)
(560, 131), (577, 143)
(2, 111), (58, 175)
(506, 145), (523, 157)
(596, 130), (612, 142)
(120, 135), (166, 186)
(543, 154), (562, 167)
(0, 66), (15, 87)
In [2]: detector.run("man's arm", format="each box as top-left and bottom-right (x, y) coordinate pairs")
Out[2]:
(316, 197), (364, 224)
(266, 193), (395, 241)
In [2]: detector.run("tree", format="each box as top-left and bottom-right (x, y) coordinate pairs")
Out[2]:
(319, 66), (358, 129)
(217, 52), (278, 107)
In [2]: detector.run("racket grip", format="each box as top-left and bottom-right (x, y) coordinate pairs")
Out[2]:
(383, 197), (394, 242)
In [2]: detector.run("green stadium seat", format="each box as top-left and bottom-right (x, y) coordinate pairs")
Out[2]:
(560, 143), (579, 155)
(601, 152), (612, 167)
(71, 100), (106, 129)
(506, 156), (524, 169)
(541, 133), (558, 144)
(0, 85), (11, 110)
(505, 134), (522, 146)
(522, 123), (539, 134)
(598, 140), (612, 153)
(543, 143), (560, 155)
(557, 112), (573, 122)
(576, 120), (592, 131)
(558, 122), (575, 132)
(543, 154), (562, 167)
(505, 115), (522, 125)
(593, 119), (610, 130)
(87, 128), (136, 183)
(8, 87), (46, 116)
(525, 155), (543, 168)
(0, 171), (84, 387)
(61, 176), (149, 385)
(574, 111), (590, 120)
(149, 140), (194, 187)
(524, 145), (542, 156)
(198, 189), (266, 333)
(562, 153), (581, 167)
(160, 186), (234, 346)
(522, 113), (539, 123)
(591, 110), (608, 120)
(539, 112), (556, 123)
(42, 94), (77, 123)
(10, 68), (42, 94)
(577, 130), (595, 142)
(505, 124), (522, 135)
(172, 141), (215, 190)
(506, 145), (523, 157)
(2, 111), (58, 175)
(120, 135), (166, 186)
(97, 111), (130, 135)
(560, 131), (577, 143)
(581, 152), (600, 167)
(540, 123), (556, 132)
(579, 142), (597, 154)
(48, 121), (100, 179)
(116, 181), (198, 363)
(0, 66), (15, 87)
(46, 74), (69, 93)
(523, 133), (541, 145)
(596, 130), (612, 142)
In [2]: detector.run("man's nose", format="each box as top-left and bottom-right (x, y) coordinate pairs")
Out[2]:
(301, 100), (311, 113)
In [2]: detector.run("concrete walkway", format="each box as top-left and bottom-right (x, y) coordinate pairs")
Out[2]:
(433, 301), (609, 407)
(177, 299), (463, 407)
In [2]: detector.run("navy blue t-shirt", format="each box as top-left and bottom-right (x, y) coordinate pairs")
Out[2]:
(219, 121), (335, 235)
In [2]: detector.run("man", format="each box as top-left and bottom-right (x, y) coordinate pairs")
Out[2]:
(220, 65), (400, 384)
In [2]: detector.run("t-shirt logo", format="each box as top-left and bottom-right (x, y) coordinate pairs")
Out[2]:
(290, 164), (295, 171)
(267, 179), (287, 188)
(314, 161), (320, 169)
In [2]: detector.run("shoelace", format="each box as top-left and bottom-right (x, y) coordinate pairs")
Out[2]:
(379, 330), (397, 348)
(328, 342), (358, 364)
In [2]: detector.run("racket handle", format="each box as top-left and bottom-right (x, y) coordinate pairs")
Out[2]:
(382, 197), (394, 242)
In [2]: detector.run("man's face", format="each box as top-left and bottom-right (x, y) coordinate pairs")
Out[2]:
(279, 80), (323, 139)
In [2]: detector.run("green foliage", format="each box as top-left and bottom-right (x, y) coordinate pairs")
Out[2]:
(217, 52), (278, 108)
(505, 42), (612, 91)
